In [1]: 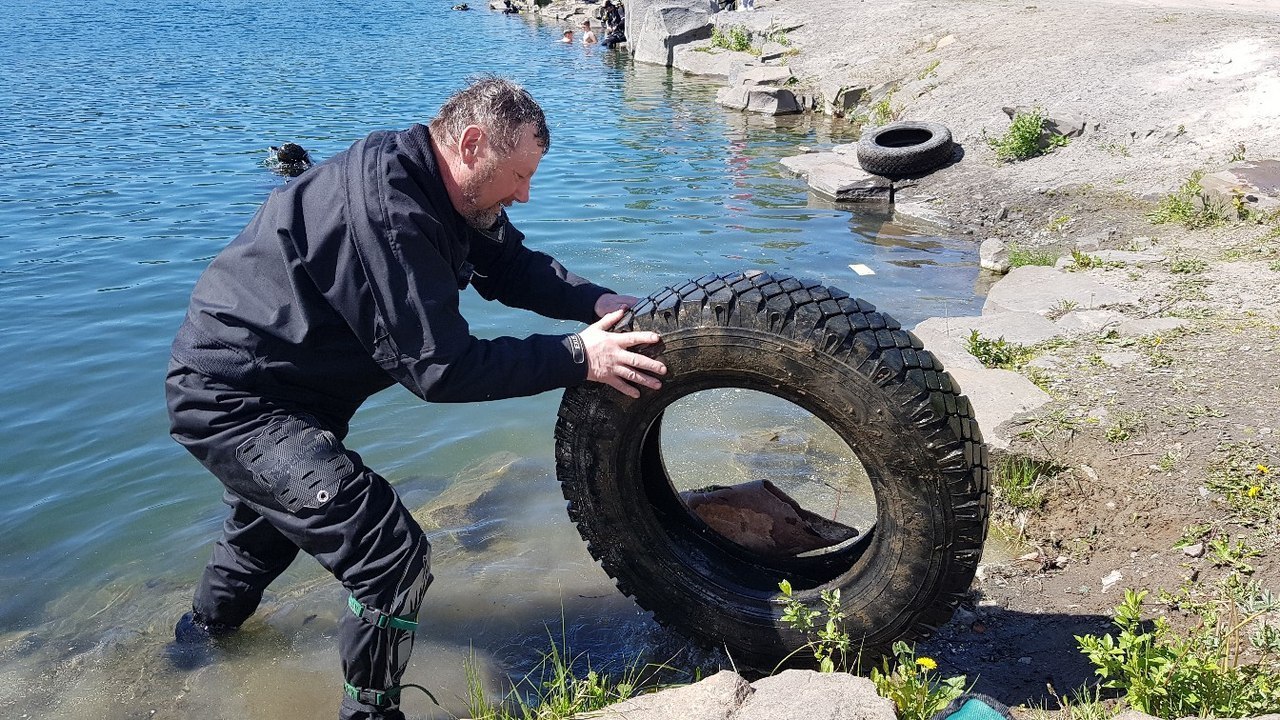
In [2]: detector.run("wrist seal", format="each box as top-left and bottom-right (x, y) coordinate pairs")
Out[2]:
(566, 333), (586, 364)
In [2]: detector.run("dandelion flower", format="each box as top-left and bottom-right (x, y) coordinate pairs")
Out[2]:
(1258, 464), (1270, 474)
(916, 657), (938, 671)
(1247, 485), (1261, 498)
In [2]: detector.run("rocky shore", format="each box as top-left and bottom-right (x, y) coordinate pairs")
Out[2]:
(473, 1), (1280, 717)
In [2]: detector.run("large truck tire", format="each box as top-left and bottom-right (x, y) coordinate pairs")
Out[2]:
(554, 271), (989, 669)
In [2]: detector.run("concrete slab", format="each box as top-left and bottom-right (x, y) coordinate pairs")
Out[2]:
(947, 366), (1053, 449)
(1054, 308), (1126, 335)
(983, 265), (1140, 315)
(915, 312), (1062, 347)
(1115, 316), (1188, 337)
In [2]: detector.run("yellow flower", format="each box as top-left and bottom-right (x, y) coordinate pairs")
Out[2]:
(1247, 485), (1262, 498)
(1258, 464), (1270, 474)
(916, 657), (938, 671)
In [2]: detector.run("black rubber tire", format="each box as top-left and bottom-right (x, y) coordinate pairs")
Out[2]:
(554, 271), (989, 669)
(856, 121), (955, 177)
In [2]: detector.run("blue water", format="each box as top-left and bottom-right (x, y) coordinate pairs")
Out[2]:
(0, 0), (980, 715)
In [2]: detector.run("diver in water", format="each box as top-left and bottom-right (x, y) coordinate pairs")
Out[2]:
(266, 142), (313, 178)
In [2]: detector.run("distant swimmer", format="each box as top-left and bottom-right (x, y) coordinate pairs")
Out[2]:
(452, 3), (469, 10)
(266, 142), (312, 178)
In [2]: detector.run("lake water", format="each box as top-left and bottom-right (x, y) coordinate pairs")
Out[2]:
(0, 0), (982, 716)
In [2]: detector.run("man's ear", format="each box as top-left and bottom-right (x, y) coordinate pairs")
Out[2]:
(458, 125), (488, 167)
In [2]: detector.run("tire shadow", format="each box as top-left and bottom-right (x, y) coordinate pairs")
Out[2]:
(918, 602), (1115, 708)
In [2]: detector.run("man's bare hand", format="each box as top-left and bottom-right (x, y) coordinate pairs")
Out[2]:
(594, 293), (642, 318)
(579, 309), (666, 398)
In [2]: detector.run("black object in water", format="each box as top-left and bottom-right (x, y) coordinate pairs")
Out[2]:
(267, 142), (313, 178)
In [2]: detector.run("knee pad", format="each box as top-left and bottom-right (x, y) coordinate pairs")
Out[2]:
(236, 414), (355, 513)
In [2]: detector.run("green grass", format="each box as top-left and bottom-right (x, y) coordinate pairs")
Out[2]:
(1007, 243), (1058, 267)
(989, 107), (1070, 162)
(1169, 255), (1209, 274)
(870, 91), (900, 126)
(1149, 171), (1229, 229)
(464, 630), (671, 720)
(1078, 588), (1280, 718)
(710, 24), (753, 53)
(965, 330), (1035, 370)
(994, 455), (1062, 511)
(917, 59), (940, 80)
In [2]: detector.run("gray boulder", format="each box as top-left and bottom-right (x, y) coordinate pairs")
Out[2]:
(716, 86), (801, 115)
(630, 0), (714, 67)
(581, 669), (896, 720)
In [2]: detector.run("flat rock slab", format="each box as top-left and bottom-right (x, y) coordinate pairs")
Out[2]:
(1053, 308), (1126, 335)
(983, 265), (1139, 315)
(915, 312), (1062, 347)
(673, 43), (754, 79)
(779, 153), (892, 202)
(582, 669), (896, 720)
(946, 367), (1053, 449)
(1115, 316), (1188, 337)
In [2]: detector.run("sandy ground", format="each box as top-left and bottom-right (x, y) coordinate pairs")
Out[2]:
(753, 0), (1280, 708)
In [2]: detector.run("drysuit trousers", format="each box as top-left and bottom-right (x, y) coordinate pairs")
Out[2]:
(165, 364), (432, 720)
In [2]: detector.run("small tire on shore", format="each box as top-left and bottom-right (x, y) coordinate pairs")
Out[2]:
(554, 271), (989, 669)
(856, 121), (955, 177)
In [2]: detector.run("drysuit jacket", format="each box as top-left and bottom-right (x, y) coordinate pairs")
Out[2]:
(170, 123), (611, 438)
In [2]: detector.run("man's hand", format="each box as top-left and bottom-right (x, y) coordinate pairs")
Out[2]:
(579, 309), (666, 398)
(594, 293), (642, 318)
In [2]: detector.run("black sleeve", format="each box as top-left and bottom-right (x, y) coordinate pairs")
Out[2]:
(465, 213), (612, 325)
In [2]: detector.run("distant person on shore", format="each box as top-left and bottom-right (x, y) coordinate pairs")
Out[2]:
(165, 75), (664, 720)
(580, 19), (597, 45)
(559, 28), (574, 43)
(601, 0), (626, 48)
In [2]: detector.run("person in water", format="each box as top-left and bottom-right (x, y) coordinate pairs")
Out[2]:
(165, 75), (665, 720)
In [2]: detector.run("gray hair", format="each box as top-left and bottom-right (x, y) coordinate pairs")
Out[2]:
(429, 75), (551, 156)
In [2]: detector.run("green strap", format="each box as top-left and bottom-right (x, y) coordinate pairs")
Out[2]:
(347, 595), (419, 632)
(344, 681), (440, 708)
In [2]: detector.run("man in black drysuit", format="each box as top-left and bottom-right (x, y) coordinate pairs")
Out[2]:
(165, 76), (666, 720)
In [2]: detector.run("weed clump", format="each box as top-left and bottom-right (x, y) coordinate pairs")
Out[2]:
(710, 24), (753, 53)
(1149, 171), (1229, 229)
(965, 330), (1035, 370)
(989, 107), (1070, 162)
(1007, 243), (1058, 268)
(1078, 587), (1280, 718)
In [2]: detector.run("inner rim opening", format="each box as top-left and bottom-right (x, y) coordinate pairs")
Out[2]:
(656, 388), (877, 561)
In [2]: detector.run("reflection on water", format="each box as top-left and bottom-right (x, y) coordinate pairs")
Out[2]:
(0, 0), (982, 716)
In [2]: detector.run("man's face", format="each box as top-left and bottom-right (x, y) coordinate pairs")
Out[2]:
(457, 123), (543, 230)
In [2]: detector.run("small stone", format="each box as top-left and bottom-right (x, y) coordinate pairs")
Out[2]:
(1101, 569), (1123, 591)
(1054, 555), (1070, 569)
(1018, 656), (1032, 664)
(1105, 501), (1116, 510)
(1183, 542), (1205, 558)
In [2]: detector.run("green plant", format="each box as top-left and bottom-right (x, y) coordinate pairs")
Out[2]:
(765, 29), (791, 46)
(1209, 536), (1261, 574)
(1046, 298), (1079, 320)
(1048, 214), (1072, 232)
(1270, 260), (1280, 272)
(1105, 411), (1144, 443)
(1077, 588), (1280, 718)
(918, 59), (941, 80)
(1169, 255), (1209, 274)
(965, 330), (1034, 370)
(994, 455), (1059, 511)
(1205, 443), (1278, 525)
(779, 579), (849, 672)
(1103, 142), (1131, 157)
(870, 91), (900, 126)
(1008, 243), (1058, 267)
(989, 107), (1069, 162)
(710, 24), (753, 53)
(870, 641), (967, 720)
(465, 630), (655, 720)
(1149, 171), (1229, 229)
(1025, 685), (1113, 720)
(1229, 143), (1247, 162)
(1068, 248), (1106, 271)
